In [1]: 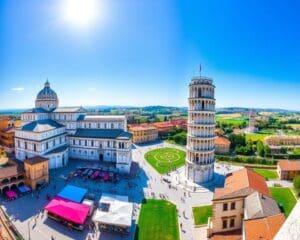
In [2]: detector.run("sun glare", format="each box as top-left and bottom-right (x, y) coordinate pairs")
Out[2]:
(63, 0), (99, 28)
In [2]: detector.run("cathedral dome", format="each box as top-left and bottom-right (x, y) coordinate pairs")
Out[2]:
(35, 80), (59, 111)
(36, 80), (58, 101)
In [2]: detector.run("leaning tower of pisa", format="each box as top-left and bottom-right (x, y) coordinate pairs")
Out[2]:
(185, 76), (216, 184)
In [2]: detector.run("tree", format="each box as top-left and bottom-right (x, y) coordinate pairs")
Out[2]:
(229, 134), (246, 149)
(265, 145), (271, 155)
(173, 132), (187, 145)
(257, 140), (265, 157)
(293, 175), (300, 189)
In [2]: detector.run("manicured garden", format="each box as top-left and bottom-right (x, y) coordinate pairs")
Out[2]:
(145, 147), (186, 174)
(254, 169), (278, 180)
(135, 199), (179, 240)
(269, 187), (297, 217)
(192, 205), (213, 225)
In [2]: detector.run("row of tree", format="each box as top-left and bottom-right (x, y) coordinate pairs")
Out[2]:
(228, 133), (271, 156)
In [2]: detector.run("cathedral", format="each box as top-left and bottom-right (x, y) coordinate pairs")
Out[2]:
(14, 81), (132, 173)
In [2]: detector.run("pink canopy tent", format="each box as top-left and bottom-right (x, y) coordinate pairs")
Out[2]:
(44, 197), (90, 225)
(5, 190), (17, 199)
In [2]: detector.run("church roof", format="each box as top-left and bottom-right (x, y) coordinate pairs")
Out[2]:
(73, 129), (132, 140)
(52, 107), (86, 113)
(20, 119), (64, 132)
(77, 115), (126, 121)
(45, 145), (68, 155)
(36, 81), (58, 101)
(23, 108), (49, 113)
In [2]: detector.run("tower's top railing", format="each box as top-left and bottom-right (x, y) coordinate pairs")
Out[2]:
(190, 77), (213, 85)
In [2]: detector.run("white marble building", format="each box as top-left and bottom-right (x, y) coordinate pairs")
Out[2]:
(15, 81), (132, 173)
(185, 76), (216, 183)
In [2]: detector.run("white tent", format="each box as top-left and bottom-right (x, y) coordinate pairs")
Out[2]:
(92, 193), (133, 228)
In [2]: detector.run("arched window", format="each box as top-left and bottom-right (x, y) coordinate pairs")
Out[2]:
(198, 88), (202, 98)
(202, 101), (205, 110)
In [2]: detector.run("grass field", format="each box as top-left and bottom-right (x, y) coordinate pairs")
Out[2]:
(216, 113), (242, 119)
(215, 113), (248, 128)
(145, 147), (186, 174)
(245, 130), (275, 142)
(135, 199), (179, 240)
(192, 205), (213, 225)
(286, 124), (300, 130)
(254, 169), (278, 180)
(293, 148), (300, 154)
(269, 187), (297, 217)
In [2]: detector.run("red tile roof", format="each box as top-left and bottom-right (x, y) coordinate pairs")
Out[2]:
(244, 214), (285, 240)
(215, 136), (231, 145)
(214, 168), (271, 200)
(278, 160), (300, 171)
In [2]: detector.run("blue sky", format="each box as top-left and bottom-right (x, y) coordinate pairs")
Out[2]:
(0, 0), (299, 110)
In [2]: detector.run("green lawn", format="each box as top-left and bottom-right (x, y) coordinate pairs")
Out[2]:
(254, 169), (278, 180)
(192, 205), (213, 225)
(293, 148), (300, 154)
(269, 187), (297, 217)
(145, 147), (186, 174)
(245, 131), (275, 142)
(135, 199), (179, 240)
(216, 115), (248, 128)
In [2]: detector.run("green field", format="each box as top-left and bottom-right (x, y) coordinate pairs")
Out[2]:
(254, 169), (278, 180)
(145, 147), (186, 174)
(192, 205), (213, 225)
(245, 130), (275, 142)
(135, 199), (179, 240)
(286, 124), (300, 130)
(269, 187), (297, 217)
(216, 114), (248, 128)
(293, 148), (300, 154)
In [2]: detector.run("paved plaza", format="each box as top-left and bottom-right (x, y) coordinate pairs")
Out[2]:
(1, 141), (243, 240)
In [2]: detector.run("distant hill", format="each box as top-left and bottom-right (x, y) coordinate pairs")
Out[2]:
(0, 105), (299, 116)
(216, 107), (300, 114)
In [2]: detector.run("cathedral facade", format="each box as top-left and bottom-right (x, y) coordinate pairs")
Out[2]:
(14, 81), (132, 173)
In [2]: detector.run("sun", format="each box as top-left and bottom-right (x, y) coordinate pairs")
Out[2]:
(63, 0), (98, 28)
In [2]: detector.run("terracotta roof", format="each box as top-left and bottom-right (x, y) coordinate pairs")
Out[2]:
(24, 156), (48, 165)
(214, 168), (270, 200)
(215, 136), (231, 145)
(278, 160), (300, 171)
(210, 229), (242, 240)
(244, 214), (285, 240)
(129, 125), (157, 131)
(0, 127), (15, 133)
(152, 122), (174, 128)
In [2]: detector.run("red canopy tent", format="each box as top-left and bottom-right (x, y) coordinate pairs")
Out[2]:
(44, 197), (90, 225)
(5, 190), (17, 199)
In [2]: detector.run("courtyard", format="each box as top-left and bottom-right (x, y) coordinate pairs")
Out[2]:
(1, 141), (243, 240)
(0, 158), (148, 240)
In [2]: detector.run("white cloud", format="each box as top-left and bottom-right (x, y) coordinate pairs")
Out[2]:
(11, 87), (25, 92)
